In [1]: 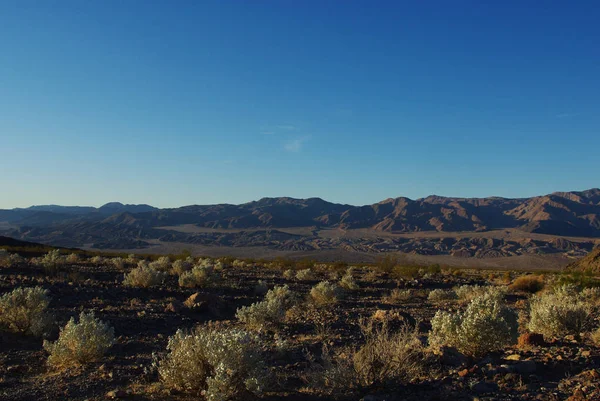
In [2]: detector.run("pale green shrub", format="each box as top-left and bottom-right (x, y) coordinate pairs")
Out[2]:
(156, 326), (270, 400)
(339, 270), (359, 291)
(283, 269), (295, 280)
(528, 285), (592, 338)
(150, 256), (171, 272)
(429, 293), (518, 357)
(454, 284), (507, 302)
(296, 269), (314, 281)
(427, 289), (457, 303)
(236, 285), (297, 331)
(40, 249), (65, 274)
(44, 311), (114, 368)
(0, 286), (52, 336)
(171, 258), (193, 276)
(126, 254), (138, 264)
(123, 263), (166, 288)
(310, 281), (343, 307)
(178, 265), (217, 288)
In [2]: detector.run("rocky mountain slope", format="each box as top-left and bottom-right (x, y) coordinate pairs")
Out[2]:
(1, 189), (599, 254)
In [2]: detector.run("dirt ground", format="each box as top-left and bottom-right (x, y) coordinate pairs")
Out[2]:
(1, 258), (599, 401)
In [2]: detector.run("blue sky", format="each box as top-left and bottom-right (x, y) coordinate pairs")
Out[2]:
(1, 1), (599, 208)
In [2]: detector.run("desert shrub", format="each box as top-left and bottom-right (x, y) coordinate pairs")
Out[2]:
(384, 288), (413, 303)
(307, 320), (429, 390)
(339, 270), (359, 291)
(111, 257), (125, 270)
(0, 286), (52, 336)
(0, 252), (25, 268)
(283, 269), (295, 280)
(65, 253), (80, 264)
(123, 263), (166, 288)
(528, 285), (592, 338)
(582, 287), (600, 303)
(296, 269), (314, 281)
(555, 271), (600, 288)
(156, 326), (270, 400)
(171, 258), (193, 276)
(40, 249), (65, 274)
(253, 280), (269, 295)
(454, 284), (507, 302)
(150, 256), (171, 272)
(90, 255), (105, 264)
(126, 254), (138, 264)
(236, 285), (297, 331)
(427, 289), (457, 303)
(591, 328), (600, 345)
(310, 281), (343, 307)
(178, 265), (217, 288)
(429, 293), (518, 357)
(509, 275), (545, 293)
(44, 311), (114, 368)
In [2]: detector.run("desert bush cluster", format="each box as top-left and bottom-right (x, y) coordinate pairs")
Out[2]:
(0, 286), (52, 336)
(3, 249), (600, 400)
(429, 292), (518, 357)
(155, 326), (270, 400)
(44, 311), (115, 368)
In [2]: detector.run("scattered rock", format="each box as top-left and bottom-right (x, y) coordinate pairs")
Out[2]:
(518, 332), (545, 347)
(106, 389), (127, 399)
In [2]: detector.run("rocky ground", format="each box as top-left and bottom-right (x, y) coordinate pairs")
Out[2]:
(0, 256), (599, 401)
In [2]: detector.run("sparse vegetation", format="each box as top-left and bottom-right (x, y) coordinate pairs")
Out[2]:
(123, 262), (166, 288)
(295, 268), (314, 281)
(528, 285), (592, 338)
(0, 286), (52, 336)
(310, 281), (343, 306)
(155, 326), (270, 400)
(427, 288), (457, 302)
(338, 269), (359, 290)
(44, 311), (114, 368)
(429, 293), (518, 357)
(178, 265), (217, 288)
(236, 285), (297, 331)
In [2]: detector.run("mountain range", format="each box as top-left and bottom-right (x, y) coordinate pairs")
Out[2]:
(1, 190), (599, 257)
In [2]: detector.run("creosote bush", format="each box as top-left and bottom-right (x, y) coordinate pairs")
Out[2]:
(528, 285), (592, 338)
(236, 285), (297, 331)
(44, 311), (114, 368)
(429, 293), (518, 357)
(0, 252), (25, 268)
(283, 269), (295, 280)
(123, 262), (166, 288)
(155, 326), (270, 401)
(0, 286), (52, 336)
(310, 281), (343, 307)
(178, 265), (217, 288)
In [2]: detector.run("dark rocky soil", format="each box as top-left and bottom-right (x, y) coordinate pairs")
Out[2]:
(1, 260), (599, 401)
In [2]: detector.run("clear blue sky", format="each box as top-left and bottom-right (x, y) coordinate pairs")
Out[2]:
(1, 1), (599, 208)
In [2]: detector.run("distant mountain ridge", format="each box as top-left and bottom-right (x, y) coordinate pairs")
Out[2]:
(1, 189), (599, 252)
